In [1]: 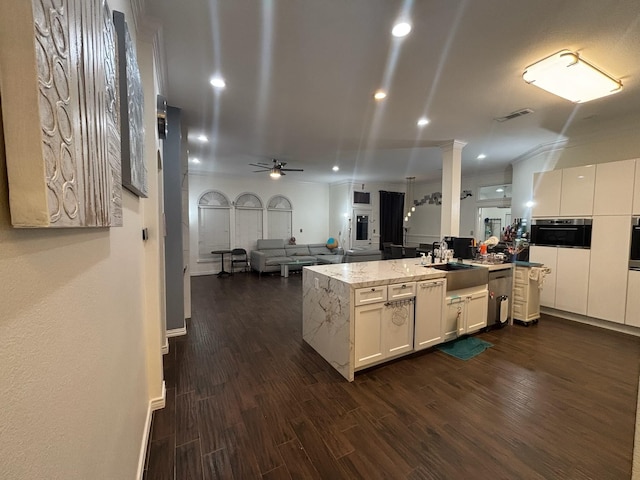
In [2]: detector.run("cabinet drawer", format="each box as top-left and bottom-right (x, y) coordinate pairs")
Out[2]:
(388, 282), (416, 299)
(513, 284), (528, 301)
(512, 300), (525, 318)
(514, 268), (528, 285)
(355, 286), (387, 305)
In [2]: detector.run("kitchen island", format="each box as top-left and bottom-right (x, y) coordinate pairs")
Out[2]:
(302, 259), (450, 381)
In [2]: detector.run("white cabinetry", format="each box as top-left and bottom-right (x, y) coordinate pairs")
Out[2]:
(560, 165), (595, 216)
(444, 286), (488, 341)
(414, 279), (446, 350)
(529, 246), (589, 314)
(354, 302), (385, 368)
(529, 246), (558, 308)
(593, 159), (636, 215)
(626, 270), (640, 327)
(354, 283), (415, 369)
(512, 266), (541, 324)
(588, 216), (631, 323)
(532, 170), (562, 217)
(555, 248), (590, 315)
(634, 159), (640, 215)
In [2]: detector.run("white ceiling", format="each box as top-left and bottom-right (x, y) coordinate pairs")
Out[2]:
(145, 0), (640, 184)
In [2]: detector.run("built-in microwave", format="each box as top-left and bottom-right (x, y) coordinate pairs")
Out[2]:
(630, 217), (640, 270)
(530, 218), (592, 249)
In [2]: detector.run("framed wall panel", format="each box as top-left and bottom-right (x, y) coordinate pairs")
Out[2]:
(113, 10), (147, 198)
(0, 0), (123, 227)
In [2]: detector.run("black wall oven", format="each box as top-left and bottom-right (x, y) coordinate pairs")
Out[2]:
(631, 217), (640, 271)
(530, 218), (592, 248)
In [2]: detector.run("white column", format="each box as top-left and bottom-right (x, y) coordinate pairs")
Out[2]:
(440, 140), (466, 237)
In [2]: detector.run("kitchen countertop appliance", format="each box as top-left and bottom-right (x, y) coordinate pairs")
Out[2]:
(630, 217), (640, 271)
(487, 267), (512, 329)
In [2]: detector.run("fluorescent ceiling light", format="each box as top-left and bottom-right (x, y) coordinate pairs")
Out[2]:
(523, 50), (622, 103)
(417, 117), (429, 127)
(374, 90), (387, 100)
(392, 22), (412, 38)
(477, 154), (486, 160)
(332, 166), (339, 172)
(210, 76), (226, 89)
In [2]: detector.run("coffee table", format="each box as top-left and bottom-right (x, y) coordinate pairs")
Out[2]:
(279, 260), (317, 278)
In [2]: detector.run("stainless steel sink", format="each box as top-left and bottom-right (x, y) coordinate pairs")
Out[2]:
(430, 263), (488, 291)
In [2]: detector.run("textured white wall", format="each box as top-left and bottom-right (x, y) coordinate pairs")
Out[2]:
(189, 172), (330, 275)
(0, 1), (164, 478)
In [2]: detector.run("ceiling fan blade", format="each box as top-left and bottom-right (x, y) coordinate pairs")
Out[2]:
(281, 168), (304, 172)
(249, 163), (270, 168)
(252, 169), (268, 173)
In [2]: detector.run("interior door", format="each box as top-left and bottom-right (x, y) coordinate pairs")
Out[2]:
(352, 208), (371, 248)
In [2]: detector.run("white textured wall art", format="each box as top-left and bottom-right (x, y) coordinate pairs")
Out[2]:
(0, 0), (122, 227)
(113, 10), (147, 198)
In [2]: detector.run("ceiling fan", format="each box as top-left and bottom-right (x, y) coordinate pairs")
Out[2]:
(249, 159), (304, 178)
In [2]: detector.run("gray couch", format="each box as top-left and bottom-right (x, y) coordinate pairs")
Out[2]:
(344, 247), (383, 263)
(250, 239), (344, 274)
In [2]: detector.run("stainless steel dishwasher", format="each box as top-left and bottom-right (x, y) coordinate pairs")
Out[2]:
(487, 267), (512, 329)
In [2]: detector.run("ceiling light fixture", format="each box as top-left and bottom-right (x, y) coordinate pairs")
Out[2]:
(197, 135), (208, 142)
(269, 168), (281, 179)
(477, 154), (486, 160)
(332, 166), (339, 172)
(523, 50), (622, 103)
(391, 22), (412, 38)
(374, 90), (387, 100)
(496, 188), (504, 193)
(210, 76), (226, 89)
(417, 117), (429, 127)
(191, 158), (200, 164)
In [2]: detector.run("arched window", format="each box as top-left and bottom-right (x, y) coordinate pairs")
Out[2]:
(234, 193), (263, 252)
(198, 190), (231, 261)
(267, 195), (293, 240)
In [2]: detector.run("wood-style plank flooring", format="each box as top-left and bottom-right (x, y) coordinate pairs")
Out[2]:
(144, 271), (640, 479)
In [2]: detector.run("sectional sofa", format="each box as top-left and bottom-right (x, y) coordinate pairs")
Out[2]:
(250, 239), (344, 274)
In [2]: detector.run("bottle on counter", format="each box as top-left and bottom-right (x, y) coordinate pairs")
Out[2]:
(426, 252), (432, 264)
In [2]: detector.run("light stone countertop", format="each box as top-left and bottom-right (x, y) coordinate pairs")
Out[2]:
(304, 259), (446, 288)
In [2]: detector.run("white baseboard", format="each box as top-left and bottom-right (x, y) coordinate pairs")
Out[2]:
(166, 326), (187, 337)
(161, 338), (169, 355)
(542, 307), (640, 337)
(137, 380), (166, 480)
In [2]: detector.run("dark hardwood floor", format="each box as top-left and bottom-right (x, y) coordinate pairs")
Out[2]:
(144, 271), (640, 479)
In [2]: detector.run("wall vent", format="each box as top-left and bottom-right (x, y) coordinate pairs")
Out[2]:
(495, 108), (534, 122)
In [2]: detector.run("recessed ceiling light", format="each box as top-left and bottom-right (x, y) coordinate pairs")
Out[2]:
(191, 158), (200, 164)
(526, 200), (535, 208)
(496, 188), (504, 193)
(332, 166), (339, 172)
(477, 154), (487, 160)
(374, 90), (387, 100)
(197, 135), (208, 142)
(417, 117), (429, 127)
(210, 76), (226, 89)
(392, 22), (412, 38)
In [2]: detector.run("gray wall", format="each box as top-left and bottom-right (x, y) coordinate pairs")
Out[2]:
(163, 106), (185, 331)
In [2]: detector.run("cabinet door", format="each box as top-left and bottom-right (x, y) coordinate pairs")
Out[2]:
(634, 159), (640, 215)
(529, 246), (558, 308)
(354, 304), (385, 368)
(588, 216), (631, 323)
(415, 279), (445, 350)
(560, 165), (595, 216)
(465, 289), (489, 334)
(444, 297), (464, 341)
(532, 170), (562, 217)
(626, 270), (640, 327)
(555, 248), (590, 315)
(384, 301), (414, 358)
(593, 159), (635, 215)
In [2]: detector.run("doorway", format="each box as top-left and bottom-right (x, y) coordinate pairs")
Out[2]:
(351, 209), (371, 248)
